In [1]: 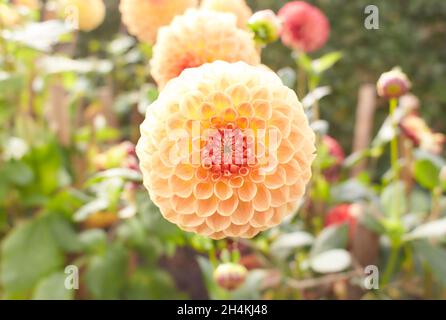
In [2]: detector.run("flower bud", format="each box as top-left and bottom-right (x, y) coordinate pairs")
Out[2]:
(248, 9), (282, 45)
(377, 67), (411, 99)
(213, 263), (247, 291)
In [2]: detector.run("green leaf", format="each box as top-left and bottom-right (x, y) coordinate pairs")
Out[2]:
(4, 161), (34, 187)
(310, 249), (352, 274)
(310, 224), (348, 258)
(32, 272), (74, 300)
(404, 218), (446, 241)
(74, 198), (109, 222)
(381, 182), (407, 218)
(412, 240), (446, 287)
(413, 159), (440, 190)
(270, 231), (314, 260)
(1, 215), (64, 298)
(85, 244), (128, 299)
(124, 269), (185, 300)
(312, 51), (343, 74)
(48, 214), (83, 253)
(79, 229), (107, 253)
(294, 52), (313, 73)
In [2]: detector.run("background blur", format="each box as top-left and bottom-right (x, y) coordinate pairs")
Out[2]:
(1, 0), (446, 300)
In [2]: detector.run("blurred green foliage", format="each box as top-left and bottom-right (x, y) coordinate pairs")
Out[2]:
(249, 0), (446, 152)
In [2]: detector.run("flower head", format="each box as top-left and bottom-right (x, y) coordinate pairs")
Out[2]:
(400, 114), (445, 154)
(213, 262), (247, 290)
(119, 0), (198, 44)
(322, 135), (345, 181)
(64, 0), (105, 32)
(377, 68), (411, 99)
(325, 204), (361, 240)
(278, 1), (330, 53)
(248, 9), (282, 45)
(0, 4), (21, 28)
(137, 61), (316, 239)
(150, 9), (260, 88)
(201, 0), (252, 29)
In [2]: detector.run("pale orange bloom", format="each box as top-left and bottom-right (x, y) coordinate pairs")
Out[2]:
(150, 9), (260, 88)
(64, 0), (105, 32)
(201, 0), (252, 29)
(137, 61), (316, 239)
(119, 0), (198, 44)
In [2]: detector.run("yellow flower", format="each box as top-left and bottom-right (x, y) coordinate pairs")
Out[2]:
(136, 61), (316, 239)
(0, 4), (20, 28)
(13, 0), (39, 10)
(64, 0), (105, 32)
(201, 0), (252, 29)
(150, 9), (260, 88)
(119, 0), (198, 44)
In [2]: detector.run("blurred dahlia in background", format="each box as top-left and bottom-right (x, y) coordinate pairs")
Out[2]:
(278, 1), (330, 53)
(150, 9), (260, 88)
(119, 0), (198, 44)
(325, 203), (361, 241)
(64, 0), (106, 32)
(400, 113), (446, 154)
(321, 135), (345, 181)
(201, 0), (252, 29)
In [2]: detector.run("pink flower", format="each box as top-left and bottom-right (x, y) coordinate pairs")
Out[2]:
(322, 135), (345, 181)
(325, 204), (361, 241)
(278, 1), (330, 53)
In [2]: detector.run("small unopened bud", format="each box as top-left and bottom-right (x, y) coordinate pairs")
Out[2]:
(377, 67), (411, 99)
(213, 262), (247, 291)
(248, 10), (282, 45)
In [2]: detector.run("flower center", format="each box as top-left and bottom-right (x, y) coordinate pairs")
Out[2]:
(201, 124), (256, 180)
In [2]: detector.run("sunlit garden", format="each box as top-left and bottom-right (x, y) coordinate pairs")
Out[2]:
(1, 0), (446, 300)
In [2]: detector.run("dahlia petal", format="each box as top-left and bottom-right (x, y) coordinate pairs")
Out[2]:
(170, 195), (196, 214)
(214, 181), (233, 200)
(252, 184), (271, 212)
(277, 139), (296, 163)
(212, 92), (232, 112)
(194, 182), (214, 200)
(264, 166), (287, 189)
(224, 224), (248, 237)
(238, 181), (257, 201)
(226, 84), (250, 106)
(169, 175), (194, 197)
(217, 194), (239, 216)
(250, 208), (274, 228)
(237, 102), (254, 118)
(231, 201), (254, 225)
(269, 186), (289, 207)
(206, 213), (232, 232)
(253, 100), (273, 120)
(283, 159), (301, 185)
(175, 163), (195, 180)
(178, 214), (205, 228)
(196, 197), (219, 217)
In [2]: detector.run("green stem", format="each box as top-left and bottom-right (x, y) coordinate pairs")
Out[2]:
(381, 244), (400, 286)
(389, 98), (399, 181)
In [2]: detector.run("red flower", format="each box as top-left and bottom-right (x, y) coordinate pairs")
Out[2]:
(325, 204), (360, 240)
(278, 1), (330, 53)
(322, 135), (345, 181)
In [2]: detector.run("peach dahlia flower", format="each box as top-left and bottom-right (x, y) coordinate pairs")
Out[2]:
(150, 9), (260, 89)
(136, 61), (316, 239)
(201, 0), (252, 29)
(119, 0), (198, 44)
